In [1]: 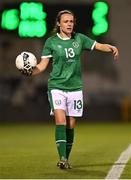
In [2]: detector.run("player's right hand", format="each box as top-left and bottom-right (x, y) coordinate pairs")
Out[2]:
(19, 68), (33, 76)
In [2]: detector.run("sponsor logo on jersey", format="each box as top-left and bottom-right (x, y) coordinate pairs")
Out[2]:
(67, 59), (75, 63)
(77, 109), (81, 113)
(72, 41), (79, 48)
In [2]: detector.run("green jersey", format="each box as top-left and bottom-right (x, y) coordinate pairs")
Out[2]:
(42, 33), (96, 91)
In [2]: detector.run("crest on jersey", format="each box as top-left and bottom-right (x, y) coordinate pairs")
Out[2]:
(55, 100), (61, 105)
(72, 41), (79, 48)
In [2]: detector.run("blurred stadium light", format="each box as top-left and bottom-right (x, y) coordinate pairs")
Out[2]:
(1, 2), (47, 37)
(0, 1), (109, 38)
(1, 9), (19, 30)
(92, 1), (109, 36)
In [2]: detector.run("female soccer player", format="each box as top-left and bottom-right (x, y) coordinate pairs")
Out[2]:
(22, 10), (119, 169)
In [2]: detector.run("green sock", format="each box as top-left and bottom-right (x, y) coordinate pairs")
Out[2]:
(66, 128), (74, 160)
(55, 125), (66, 160)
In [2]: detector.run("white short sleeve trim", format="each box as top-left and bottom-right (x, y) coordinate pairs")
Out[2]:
(91, 41), (97, 50)
(41, 55), (52, 59)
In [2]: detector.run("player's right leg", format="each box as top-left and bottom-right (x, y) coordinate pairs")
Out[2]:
(54, 109), (71, 169)
(48, 90), (68, 169)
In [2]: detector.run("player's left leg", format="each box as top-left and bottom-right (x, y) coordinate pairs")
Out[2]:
(66, 117), (75, 160)
(65, 90), (83, 168)
(66, 116), (75, 168)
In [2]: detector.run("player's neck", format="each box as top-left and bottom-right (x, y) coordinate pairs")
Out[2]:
(59, 32), (71, 39)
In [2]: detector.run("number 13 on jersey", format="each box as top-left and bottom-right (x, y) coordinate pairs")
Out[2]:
(65, 48), (75, 58)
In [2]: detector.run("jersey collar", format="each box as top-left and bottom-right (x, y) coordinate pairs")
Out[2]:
(57, 33), (71, 40)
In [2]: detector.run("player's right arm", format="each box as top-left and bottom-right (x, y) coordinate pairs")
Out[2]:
(32, 58), (49, 75)
(32, 38), (52, 75)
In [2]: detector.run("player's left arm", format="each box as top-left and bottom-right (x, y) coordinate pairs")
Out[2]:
(95, 42), (119, 60)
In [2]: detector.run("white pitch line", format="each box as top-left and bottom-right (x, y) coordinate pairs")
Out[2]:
(105, 144), (131, 179)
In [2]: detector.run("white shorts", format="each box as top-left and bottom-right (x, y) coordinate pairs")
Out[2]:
(48, 89), (83, 117)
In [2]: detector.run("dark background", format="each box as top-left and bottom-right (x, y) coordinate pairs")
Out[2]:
(0, 0), (131, 122)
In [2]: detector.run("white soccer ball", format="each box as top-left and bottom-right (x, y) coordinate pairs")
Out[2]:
(15, 51), (37, 70)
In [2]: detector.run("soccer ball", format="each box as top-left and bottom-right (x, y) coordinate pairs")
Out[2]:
(15, 51), (37, 70)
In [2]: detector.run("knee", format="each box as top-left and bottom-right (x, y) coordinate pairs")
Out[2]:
(54, 109), (66, 125)
(67, 117), (76, 128)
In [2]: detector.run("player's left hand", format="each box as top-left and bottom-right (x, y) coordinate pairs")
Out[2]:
(110, 45), (119, 60)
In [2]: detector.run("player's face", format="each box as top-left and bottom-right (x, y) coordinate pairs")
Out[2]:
(58, 13), (74, 37)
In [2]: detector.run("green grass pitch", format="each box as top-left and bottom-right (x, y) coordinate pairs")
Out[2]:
(0, 122), (131, 179)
